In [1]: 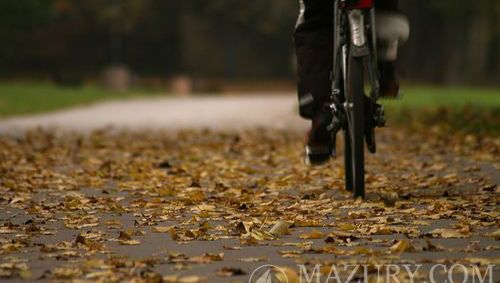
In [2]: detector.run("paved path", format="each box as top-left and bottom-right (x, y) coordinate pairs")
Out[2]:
(0, 94), (308, 133)
(1, 128), (498, 283)
(1, 95), (498, 282)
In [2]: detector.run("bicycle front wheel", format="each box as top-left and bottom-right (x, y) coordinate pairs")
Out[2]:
(345, 55), (365, 198)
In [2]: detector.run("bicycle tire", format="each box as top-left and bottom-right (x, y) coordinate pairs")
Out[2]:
(346, 54), (365, 198)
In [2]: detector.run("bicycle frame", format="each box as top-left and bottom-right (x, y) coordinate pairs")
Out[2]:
(331, 0), (380, 109)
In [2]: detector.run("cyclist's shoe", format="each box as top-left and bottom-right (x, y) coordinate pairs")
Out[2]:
(305, 109), (332, 166)
(379, 61), (400, 99)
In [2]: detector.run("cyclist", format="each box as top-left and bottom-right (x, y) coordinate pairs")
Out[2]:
(295, 0), (409, 165)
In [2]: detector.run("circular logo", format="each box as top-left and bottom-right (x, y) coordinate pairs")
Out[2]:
(249, 265), (288, 283)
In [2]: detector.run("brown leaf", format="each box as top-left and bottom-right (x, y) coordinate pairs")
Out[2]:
(216, 267), (246, 277)
(153, 226), (174, 233)
(299, 229), (324, 239)
(118, 231), (132, 241)
(389, 239), (415, 253)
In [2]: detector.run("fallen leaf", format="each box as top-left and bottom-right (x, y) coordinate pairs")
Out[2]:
(269, 221), (292, 236)
(119, 239), (140, 245)
(389, 239), (414, 253)
(299, 229), (324, 239)
(153, 226), (174, 233)
(216, 267), (246, 277)
(427, 228), (469, 238)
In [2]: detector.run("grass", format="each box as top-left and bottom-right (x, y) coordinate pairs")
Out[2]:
(0, 82), (162, 118)
(384, 85), (500, 109)
(383, 85), (500, 135)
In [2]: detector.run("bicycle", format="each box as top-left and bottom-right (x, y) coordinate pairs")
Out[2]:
(327, 0), (387, 198)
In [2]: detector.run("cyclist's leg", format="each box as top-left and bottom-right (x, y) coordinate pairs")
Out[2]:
(294, 0), (334, 165)
(294, 0), (333, 119)
(374, 0), (409, 97)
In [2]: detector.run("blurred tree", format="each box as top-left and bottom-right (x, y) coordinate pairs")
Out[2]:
(179, 0), (297, 79)
(0, 0), (53, 30)
(182, 1), (294, 33)
(0, 0), (55, 75)
(0, 0), (498, 85)
(89, 0), (149, 64)
(50, 0), (150, 64)
(400, 0), (500, 84)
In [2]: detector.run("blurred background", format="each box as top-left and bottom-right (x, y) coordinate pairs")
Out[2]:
(0, 0), (499, 134)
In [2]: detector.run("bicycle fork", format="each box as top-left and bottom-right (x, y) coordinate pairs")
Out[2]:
(328, 7), (385, 153)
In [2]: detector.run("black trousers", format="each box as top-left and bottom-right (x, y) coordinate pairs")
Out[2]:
(294, 0), (398, 119)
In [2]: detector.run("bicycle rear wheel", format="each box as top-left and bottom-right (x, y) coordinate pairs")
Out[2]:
(345, 55), (365, 198)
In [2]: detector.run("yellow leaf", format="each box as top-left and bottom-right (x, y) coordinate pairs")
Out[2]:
(428, 228), (469, 238)
(178, 275), (205, 283)
(390, 239), (414, 253)
(269, 221), (292, 236)
(299, 229), (324, 239)
(338, 223), (356, 231)
(153, 226), (174, 233)
(277, 266), (300, 283)
(119, 239), (140, 245)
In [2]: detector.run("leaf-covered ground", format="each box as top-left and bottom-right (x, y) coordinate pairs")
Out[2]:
(0, 128), (498, 282)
